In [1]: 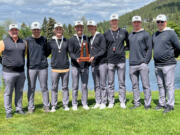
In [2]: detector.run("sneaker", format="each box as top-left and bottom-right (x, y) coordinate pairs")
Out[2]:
(6, 113), (12, 118)
(163, 105), (174, 113)
(50, 106), (56, 112)
(28, 109), (34, 114)
(108, 104), (114, 109)
(92, 103), (101, 109)
(72, 105), (78, 111)
(16, 110), (25, 114)
(44, 107), (50, 113)
(83, 105), (90, 110)
(155, 104), (165, 110)
(64, 106), (70, 111)
(100, 104), (106, 110)
(120, 103), (126, 109)
(144, 105), (151, 110)
(130, 104), (141, 109)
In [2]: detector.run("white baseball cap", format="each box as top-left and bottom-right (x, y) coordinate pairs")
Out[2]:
(31, 21), (41, 30)
(156, 14), (167, 21)
(74, 21), (83, 26)
(9, 24), (19, 30)
(87, 20), (97, 26)
(54, 23), (63, 29)
(110, 14), (119, 20)
(132, 16), (142, 22)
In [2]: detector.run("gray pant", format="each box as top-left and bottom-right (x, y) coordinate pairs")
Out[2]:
(51, 71), (69, 107)
(3, 71), (25, 114)
(92, 63), (108, 104)
(71, 66), (89, 106)
(27, 68), (49, 110)
(108, 63), (126, 104)
(155, 64), (176, 107)
(129, 63), (151, 106)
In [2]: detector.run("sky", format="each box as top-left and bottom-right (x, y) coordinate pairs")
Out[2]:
(0, 0), (156, 25)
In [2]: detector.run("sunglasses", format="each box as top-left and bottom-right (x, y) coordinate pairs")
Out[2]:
(156, 21), (165, 24)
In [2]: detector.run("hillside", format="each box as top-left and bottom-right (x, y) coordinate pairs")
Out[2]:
(98, 0), (180, 36)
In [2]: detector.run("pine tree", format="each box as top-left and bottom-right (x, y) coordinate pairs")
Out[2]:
(46, 17), (56, 40)
(41, 17), (48, 37)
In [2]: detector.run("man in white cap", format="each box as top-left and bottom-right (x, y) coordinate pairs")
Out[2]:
(128, 16), (152, 109)
(26, 21), (50, 113)
(47, 23), (70, 112)
(0, 24), (26, 118)
(87, 20), (107, 109)
(153, 14), (180, 113)
(104, 14), (129, 109)
(68, 20), (90, 111)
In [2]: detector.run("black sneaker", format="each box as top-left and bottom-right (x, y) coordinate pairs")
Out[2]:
(6, 113), (12, 118)
(144, 105), (151, 110)
(16, 110), (25, 114)
(155, 105), (165, 110)
(163, 105), (174, 113)
(130, 104), (141, 109)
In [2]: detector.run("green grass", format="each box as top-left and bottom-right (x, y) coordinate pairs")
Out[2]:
(0, 90), (180, 135)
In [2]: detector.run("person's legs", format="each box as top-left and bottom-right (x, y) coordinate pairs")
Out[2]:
(27, 69), (38, 111)
(14, 72), (25, 113)
(107, 63), (115, 105)
(139, 63), (151, 108)
(38, 68), (50, 111)
(61, 72), (69, 109)
(129, 65), (141, 107)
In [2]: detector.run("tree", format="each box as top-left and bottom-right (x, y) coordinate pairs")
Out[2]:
(46, 17), (56, 39)
(0, 25), (6, 40)
(18, 22), (32, 39)
(41, 17), (48, 37)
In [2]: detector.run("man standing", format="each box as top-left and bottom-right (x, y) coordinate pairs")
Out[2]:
(26, 22), (50, 113)
(129, 16), (152, 109)
(0, 24), (26, 118)
(87, 20), (107, 109)
(104, 14), (129, 109)
(47, 23), (70, 112)
(153, 14), (180, 113)
(68, 21), (90, 111)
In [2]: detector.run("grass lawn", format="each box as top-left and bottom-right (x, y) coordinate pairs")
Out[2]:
(0, 90), (180, 135)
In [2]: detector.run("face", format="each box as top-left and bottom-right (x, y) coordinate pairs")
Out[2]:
(132, 21), (142, 31)
(8, 28), (19, 38)
(156, 20), (167, 31)
(54, 27), (63, 37)
(110, 19), (118, 28)
(32, 29), (41, 38)
(75, 25), (84, 36)
(87, 25), (96, 34)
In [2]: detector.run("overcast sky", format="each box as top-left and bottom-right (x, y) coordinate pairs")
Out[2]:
(0, 0), (155, 25)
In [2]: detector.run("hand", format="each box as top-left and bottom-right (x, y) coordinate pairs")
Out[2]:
(89, 57), (94, 62)
(77, 58), (80, 63)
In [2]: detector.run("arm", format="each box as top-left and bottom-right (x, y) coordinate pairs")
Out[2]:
(93, 35), (106, 59)
(124, 30), (129, 51)
(68, 39), (78, 60)
(0, 40), (5, 64)
(144, 33), (152, 64)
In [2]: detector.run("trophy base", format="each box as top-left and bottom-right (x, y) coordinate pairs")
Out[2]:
(79, 57), (90, 62)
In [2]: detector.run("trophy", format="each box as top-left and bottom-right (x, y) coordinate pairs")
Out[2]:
(79, 41), (90, 62)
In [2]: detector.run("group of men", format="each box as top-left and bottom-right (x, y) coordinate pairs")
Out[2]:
(0, 13), (180, 118)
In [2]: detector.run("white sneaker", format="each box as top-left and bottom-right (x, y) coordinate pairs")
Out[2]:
(83, 105), (90, 110)
(72, 105), (78, 111)
(120, 103), (126, 109)
(64, 106), (70, 111)
(108, 104), (114, 109)
(100, 104), (106, 110)
(50, 106), (56, 112)
(92, 103), (101, 109)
